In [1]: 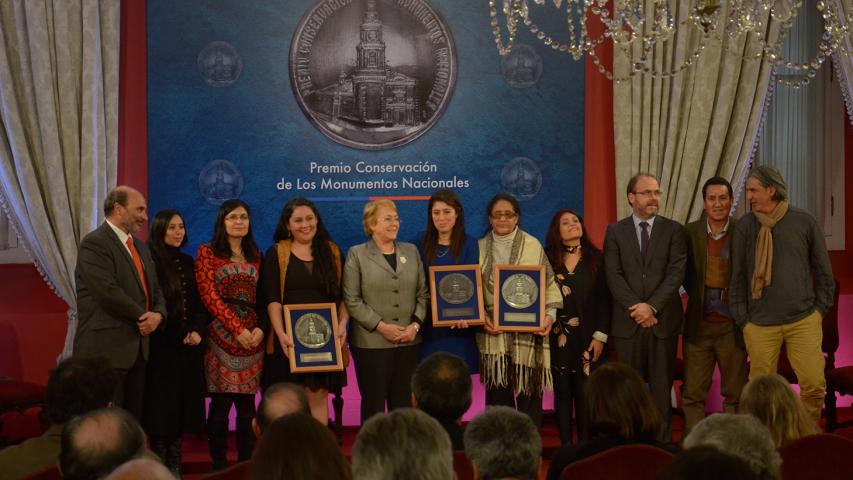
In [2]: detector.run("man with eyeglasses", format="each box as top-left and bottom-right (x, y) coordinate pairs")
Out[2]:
(604, 173), (687, 442)
(729, 165), (835, 421)
(74, 186), (166, 420)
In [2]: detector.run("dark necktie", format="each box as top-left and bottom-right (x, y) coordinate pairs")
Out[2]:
(639, 221), (649, 260)
(126, 237), (150, 309)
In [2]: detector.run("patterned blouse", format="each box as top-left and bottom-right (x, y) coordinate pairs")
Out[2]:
(195, 243), (263, 394)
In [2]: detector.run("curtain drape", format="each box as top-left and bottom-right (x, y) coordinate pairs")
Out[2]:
(613, 1), (792, 222)
(832, 0), (853, 124)
(0, 0), (119, 359)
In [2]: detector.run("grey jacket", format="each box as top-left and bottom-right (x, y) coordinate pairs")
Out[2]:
(343, 240), (429, 349)
(74, 222), (166, 369)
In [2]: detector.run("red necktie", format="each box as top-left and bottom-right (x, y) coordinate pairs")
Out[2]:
(126, 237), (150, 309)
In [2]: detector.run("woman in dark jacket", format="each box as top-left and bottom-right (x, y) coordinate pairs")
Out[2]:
(544, 208), (611, 444)
(143, 209), (208, 476)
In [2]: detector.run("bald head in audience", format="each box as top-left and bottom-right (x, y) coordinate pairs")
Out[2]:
(103, 458), (175, 480)
(60, 408), (147, 480)
(252, 382), (311, 437)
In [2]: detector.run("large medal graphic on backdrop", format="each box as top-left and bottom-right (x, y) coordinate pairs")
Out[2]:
(289, 0), (456, 150)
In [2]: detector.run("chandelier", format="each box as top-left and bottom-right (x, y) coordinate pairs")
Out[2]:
(489, 0), (850, 88)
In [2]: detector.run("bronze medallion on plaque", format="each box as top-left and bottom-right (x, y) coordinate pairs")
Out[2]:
(284, 303), (344, 373)
(294, 313), (332, 349)
(493, 265), (545, 332)
(289, 0), (457, 150)
(500, 273), (539, 309)
(428, 265), (485, 327)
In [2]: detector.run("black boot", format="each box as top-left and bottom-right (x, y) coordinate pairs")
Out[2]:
(165, 436), (183, 477)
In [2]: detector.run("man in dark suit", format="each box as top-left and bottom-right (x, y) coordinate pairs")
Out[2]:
(604, 173), (687, 442)
(74, 186), (166, 420)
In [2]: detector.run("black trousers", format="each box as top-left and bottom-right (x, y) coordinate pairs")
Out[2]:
(552, 367), (588, 444)
(485, 385), (543, 427)
(351, 345), (419, 423)
(113, 345), (146, 421)
(207, 393), (256, 469)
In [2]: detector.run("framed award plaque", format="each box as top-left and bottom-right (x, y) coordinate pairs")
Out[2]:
(493, 265), (545, 332)
(283, 303), (344, 373)
(428, 264), (485, 327)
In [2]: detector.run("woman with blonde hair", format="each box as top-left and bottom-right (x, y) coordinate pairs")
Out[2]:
(740, 373), (818, 447)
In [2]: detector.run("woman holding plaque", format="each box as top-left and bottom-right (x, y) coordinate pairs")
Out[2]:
(544, 208), (611, 444)
(143, 209), (207, 475)
(260, 196), (348, 425)
(478, 193), (561, 425)
(343, 199), (430, 422)
(195, 199), (265, 470)
(412, 189), (479, 372)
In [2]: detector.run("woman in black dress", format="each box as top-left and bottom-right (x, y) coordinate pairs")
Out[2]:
(544, 208), (611, 444)
(143, 209), (207, 476)
(260, 196), (348, 425)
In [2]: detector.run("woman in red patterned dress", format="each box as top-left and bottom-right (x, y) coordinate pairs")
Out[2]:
(195, 199), (265, 470)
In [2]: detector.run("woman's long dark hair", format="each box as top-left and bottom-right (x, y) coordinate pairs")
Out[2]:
(211, 199), (260, 262)
(422, 189), (466, 264)
(147, 209), (187, 321)
(273, 196), (339, 299)
(544, 208), (602, 275)
(585, 362), (661, 441)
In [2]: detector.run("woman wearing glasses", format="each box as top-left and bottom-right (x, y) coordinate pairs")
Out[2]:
(195, 199), (265, 470)
(343, 199), (429, 422)
(478, 193), (561, 425)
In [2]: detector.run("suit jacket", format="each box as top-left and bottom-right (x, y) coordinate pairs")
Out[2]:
(604, 215), (687, 339)
(0, 424), (62, 480)
(343, 240), (429, 349)
(684, 216), (743, 345)
(74, 222), (166, 369)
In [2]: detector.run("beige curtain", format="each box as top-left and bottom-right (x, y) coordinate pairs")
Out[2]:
(832, 0), (853, 123)
(0, 0), (119, 359)
(613, 1), (792, 222)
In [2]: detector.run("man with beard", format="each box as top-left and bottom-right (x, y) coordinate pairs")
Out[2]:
(74, 186), (166, 419)
(604, 173), (687, 442)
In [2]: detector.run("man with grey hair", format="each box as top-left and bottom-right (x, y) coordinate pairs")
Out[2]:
(683, 413), (781, 480)
(59, 408), (149, 480)
(352, 408), (453, 480)
(252, 382), (311, 437)
(730, 165), (835, 421)
(463, 406), (541, 480)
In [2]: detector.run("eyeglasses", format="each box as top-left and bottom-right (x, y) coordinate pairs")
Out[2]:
(490, 212), (518, 220)
(225, 214), (249, 222)
(633, 190), (663, 197)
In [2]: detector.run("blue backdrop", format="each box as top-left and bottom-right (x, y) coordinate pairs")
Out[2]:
(147, 0), (584, 255)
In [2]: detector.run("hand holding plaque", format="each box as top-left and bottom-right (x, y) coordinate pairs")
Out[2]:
(493, 265), (546, 332)
(284, 303), (344, 373)
(429, 265), (485, 327)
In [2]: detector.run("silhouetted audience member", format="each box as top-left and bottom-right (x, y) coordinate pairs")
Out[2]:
(59, 408), (148, 480)
(658, 446), (761, 480)
(683, 413), (781, 480)
(546, 362), (677, 480)
(0, 356), (117, 480)
(103, 458), (175, 480)
(252, 382), (311, 437)
(353, 408), (453, 480)
(464, 406), (541, 480)
(250, 413), (350, 480)
(411, 352), (472, 450)
(739, 374), (818, 448)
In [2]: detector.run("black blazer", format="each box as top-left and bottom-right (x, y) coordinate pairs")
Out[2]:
(74, 222), (166, 369)
(603, 215), (687, 339)
(556, 256), (612, 342)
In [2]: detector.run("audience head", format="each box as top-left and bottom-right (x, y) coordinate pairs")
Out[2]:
(353, 408), (452, 480)
(250, 413), (350, 480)
(464, 406), (541, 480)
(46, 356), (117, 425)
(411, 352), (472, 424)
(657, 446), (761, 480)
(253, 382), (311, 437)
(103, 458), (175, 480)
(683, 413), (781, 480)
(739, 374), (817, 447)
(59, 408), (147, 480)
(585, 362), (661, 441)
(211, 198), (259, 261)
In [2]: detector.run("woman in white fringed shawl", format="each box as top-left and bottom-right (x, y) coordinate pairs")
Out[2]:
(478, 193), (562, 426)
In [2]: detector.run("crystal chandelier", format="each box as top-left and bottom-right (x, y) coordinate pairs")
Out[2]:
(489, 0), (851, 88)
